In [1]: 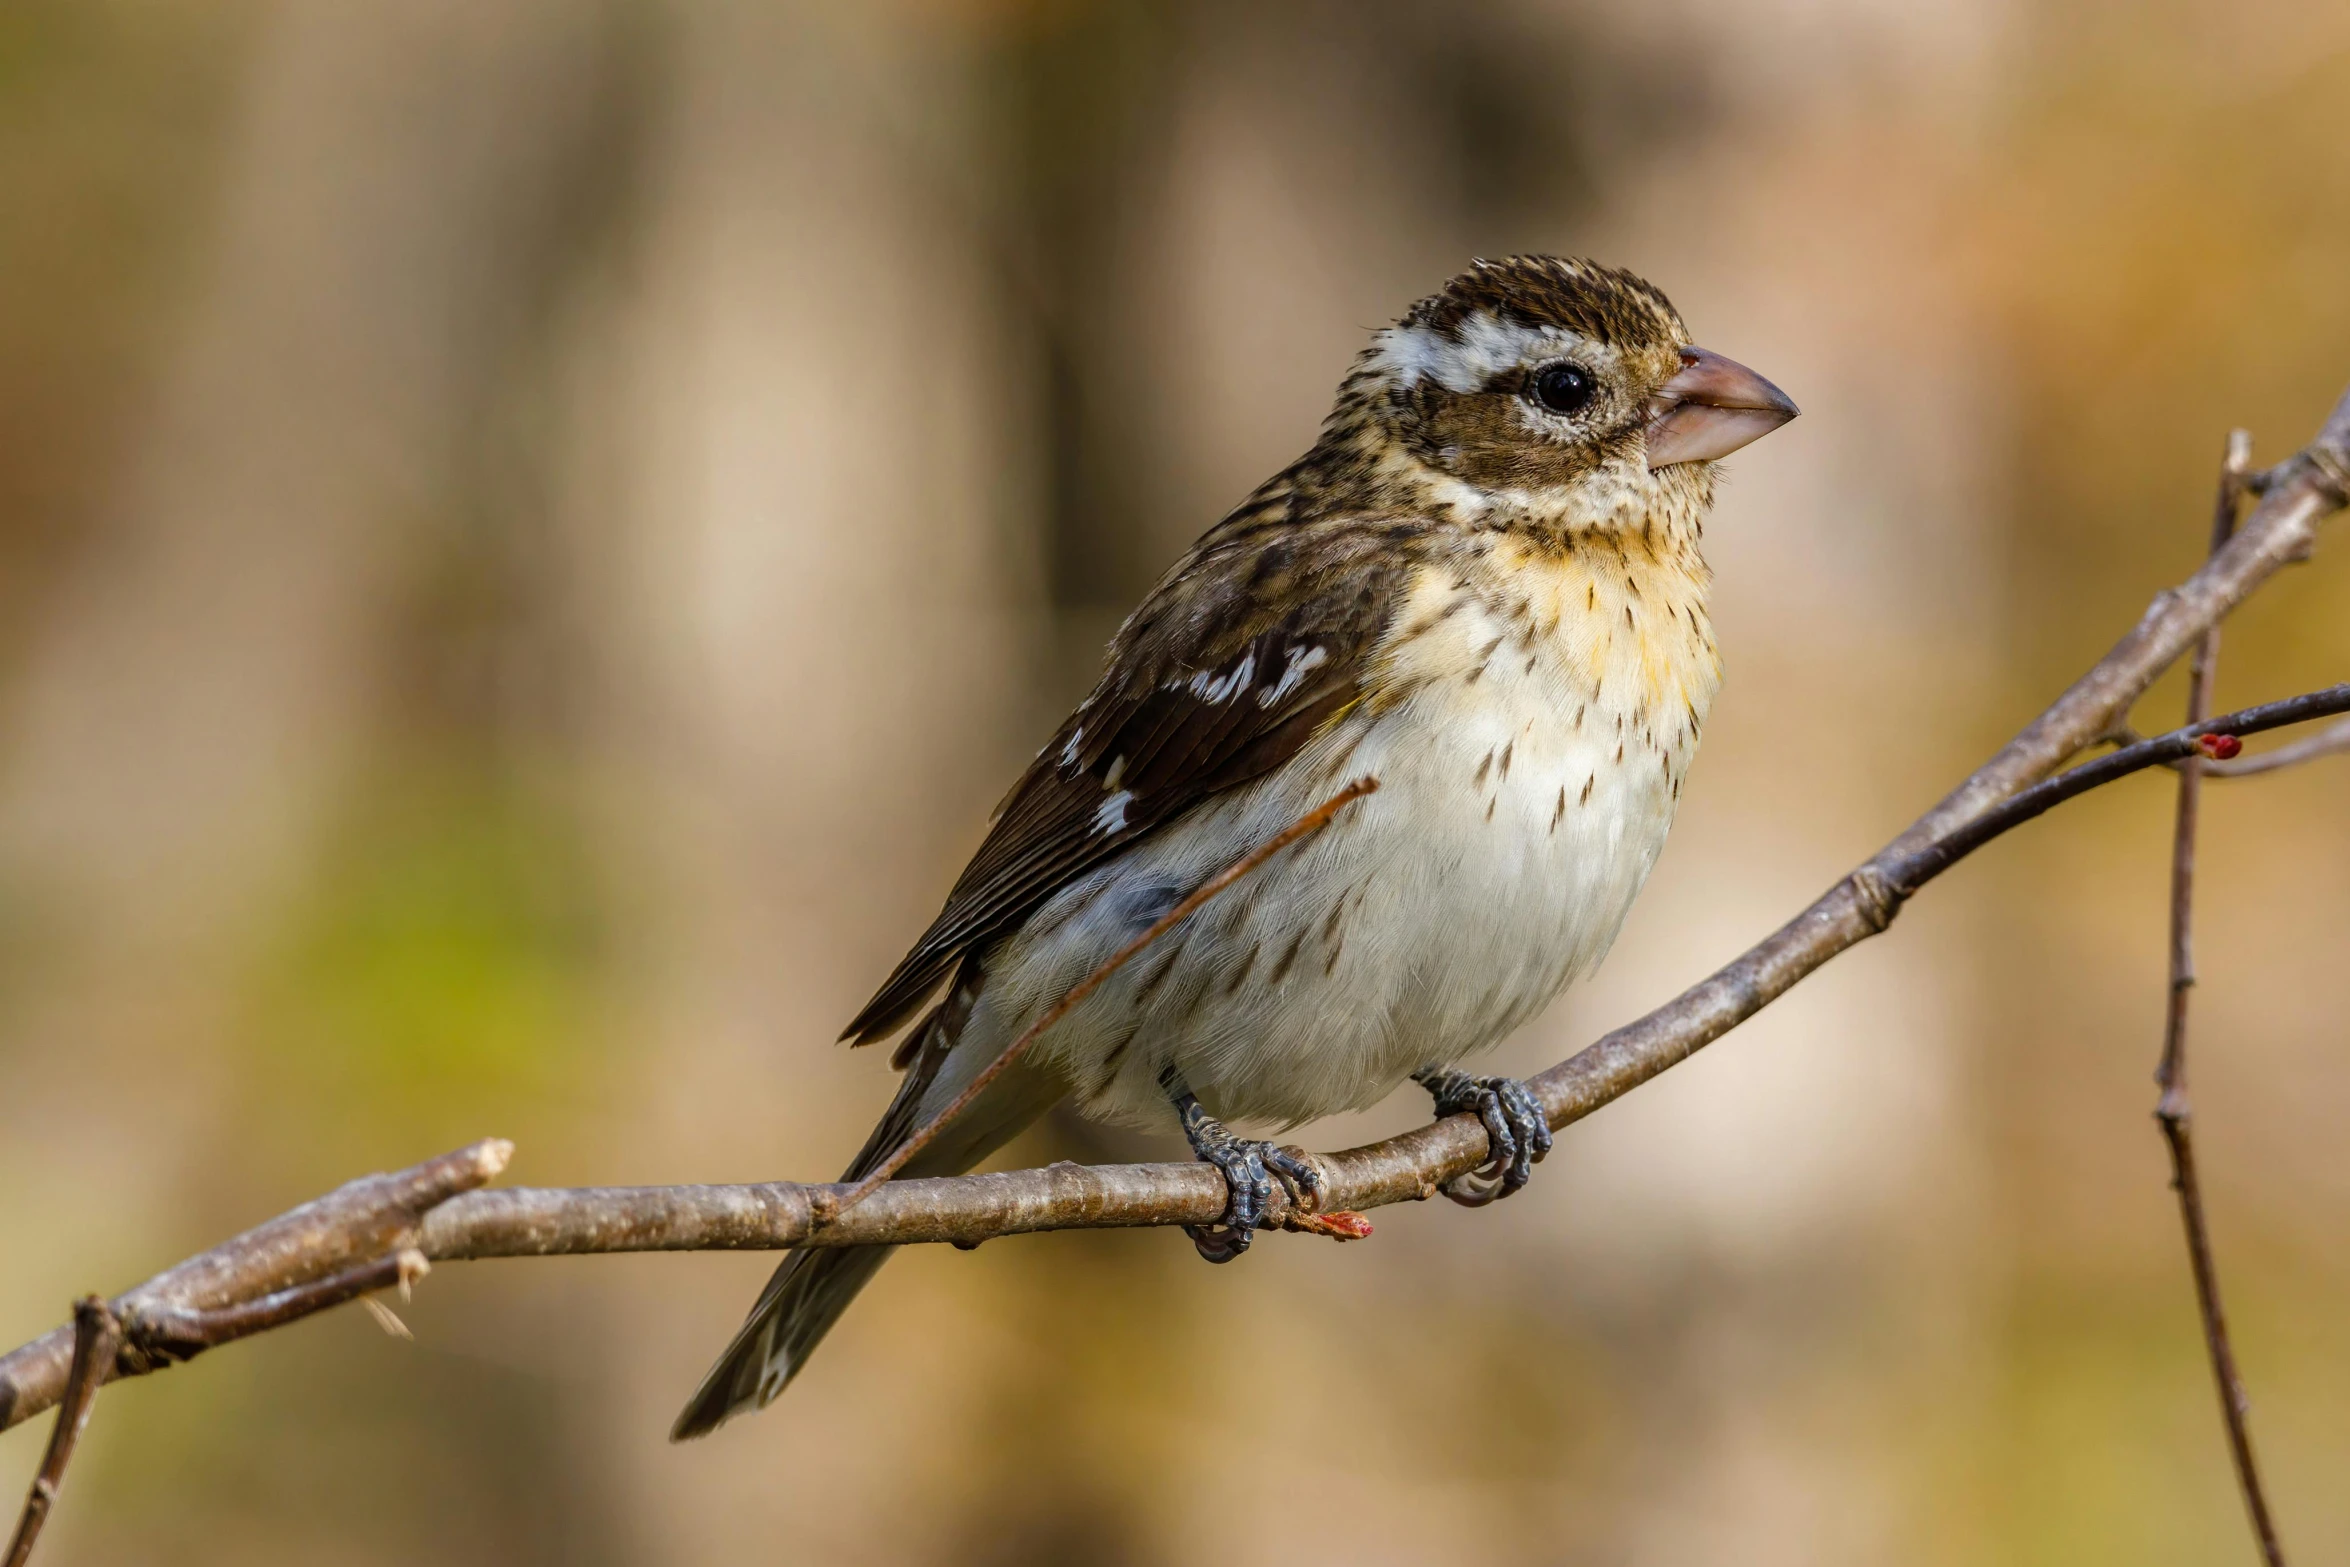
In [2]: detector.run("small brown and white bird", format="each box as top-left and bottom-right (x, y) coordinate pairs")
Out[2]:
(673, 256), (1796, 1439)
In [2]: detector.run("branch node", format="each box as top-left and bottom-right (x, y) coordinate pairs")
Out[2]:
(804, 1188), (840, 1231)
(112, 1306), (198, 1374)
(1847, 865), (1902, 933)
(2303, 443), (2350, 509)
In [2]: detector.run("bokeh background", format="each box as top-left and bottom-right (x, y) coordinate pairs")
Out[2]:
(3, 1), (2348, 1562)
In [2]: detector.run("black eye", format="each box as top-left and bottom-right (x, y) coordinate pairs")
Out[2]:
(1529, 362), (1596, 415)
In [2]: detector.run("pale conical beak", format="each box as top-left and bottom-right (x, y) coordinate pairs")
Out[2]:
(1644, 346), (1799, 468)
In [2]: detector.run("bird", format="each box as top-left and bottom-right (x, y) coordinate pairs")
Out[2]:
(671, 255), (1797, 1439)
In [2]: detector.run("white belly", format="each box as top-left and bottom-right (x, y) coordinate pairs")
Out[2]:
(965, 589), (1705, 1132)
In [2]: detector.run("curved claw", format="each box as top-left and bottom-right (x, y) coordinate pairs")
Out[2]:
(1167, 1078), (1327, 1262)
(1415, 1069), (1553, 1206)
(1185, 1136), (1270, 1262)
(1262, 1143), (1327, 1213)
(1182, 1137), (1325, 1263)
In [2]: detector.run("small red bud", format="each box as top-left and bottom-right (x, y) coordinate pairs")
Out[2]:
(2197, 733), (2242, 760)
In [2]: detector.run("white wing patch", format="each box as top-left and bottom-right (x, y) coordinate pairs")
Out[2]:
(1259, 643), (1329, 707)
(1093, 790), (1133, 835)
(1185, 651), (1256, 705)
(1170, 642), (1329, 715)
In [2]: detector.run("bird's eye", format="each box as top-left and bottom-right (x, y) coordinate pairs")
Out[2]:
(1529, 362), (1596, 415)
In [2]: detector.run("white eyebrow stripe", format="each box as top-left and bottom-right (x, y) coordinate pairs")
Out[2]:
(1370, 311), (1618, 394)
(1372, 323), (1453, 390)
(1442, 313), (1551, 390)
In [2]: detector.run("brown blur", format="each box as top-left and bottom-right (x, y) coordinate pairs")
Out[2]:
(4, 2), (2348, 1562)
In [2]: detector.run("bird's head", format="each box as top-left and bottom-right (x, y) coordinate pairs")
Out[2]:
(1341, 256), (1797, 519)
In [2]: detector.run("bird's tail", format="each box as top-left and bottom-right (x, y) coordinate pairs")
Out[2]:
(668, 1242), (893, 1441)
(669, 993), (1061, 1441)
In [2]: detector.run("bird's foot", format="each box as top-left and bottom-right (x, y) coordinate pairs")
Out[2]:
(1171, 1089), (1324, 1263)
(1415, 1067), (1552, 1207)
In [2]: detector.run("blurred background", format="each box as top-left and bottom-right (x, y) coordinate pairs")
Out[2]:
(2, 1), (2347, 1562)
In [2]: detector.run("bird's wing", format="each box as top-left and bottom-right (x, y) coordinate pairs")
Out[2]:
(841, 517), (1410, 1046)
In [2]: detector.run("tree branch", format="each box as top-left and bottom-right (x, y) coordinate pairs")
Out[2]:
(4, 382), (2346, 1452)
(2154, 433), (2290, 1566)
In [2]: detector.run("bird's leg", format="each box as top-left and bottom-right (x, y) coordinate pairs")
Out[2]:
(1414, 1066), (1553, 1207)
(1162, 1067), (1324, 1262)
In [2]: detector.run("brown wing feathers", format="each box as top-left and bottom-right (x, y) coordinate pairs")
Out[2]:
(839, 527), (1400, 1049)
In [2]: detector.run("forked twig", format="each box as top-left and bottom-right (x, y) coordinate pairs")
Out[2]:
(2154, 432), (2289, 1567)
(4, 1298), (123, 1567)
(130, 1250), (431, 1358)
(1879, 685), (2350, 893)
(832, 776), (1380, 1218)
(2200, 714), (2350, 777)
(2100, 710), (2350, 777)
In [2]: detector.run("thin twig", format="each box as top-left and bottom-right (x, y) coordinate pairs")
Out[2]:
(130, 1251), (430, 1359)
(2201, 714), (2350, 776)
(1875, 686), (2350, 891)
(2098, 713), (2350, 778)
(4, 1297), (123, 1567)
(2, 381), (2347, 1440)
(835, 776), (1379, 1216)
(2154, 432), (2289, 1567)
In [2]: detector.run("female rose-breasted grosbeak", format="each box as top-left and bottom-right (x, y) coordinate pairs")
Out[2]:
(673, 256), (1796, 1438)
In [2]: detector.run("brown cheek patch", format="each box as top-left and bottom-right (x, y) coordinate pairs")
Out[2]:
(1422, 392), (1602, 490)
